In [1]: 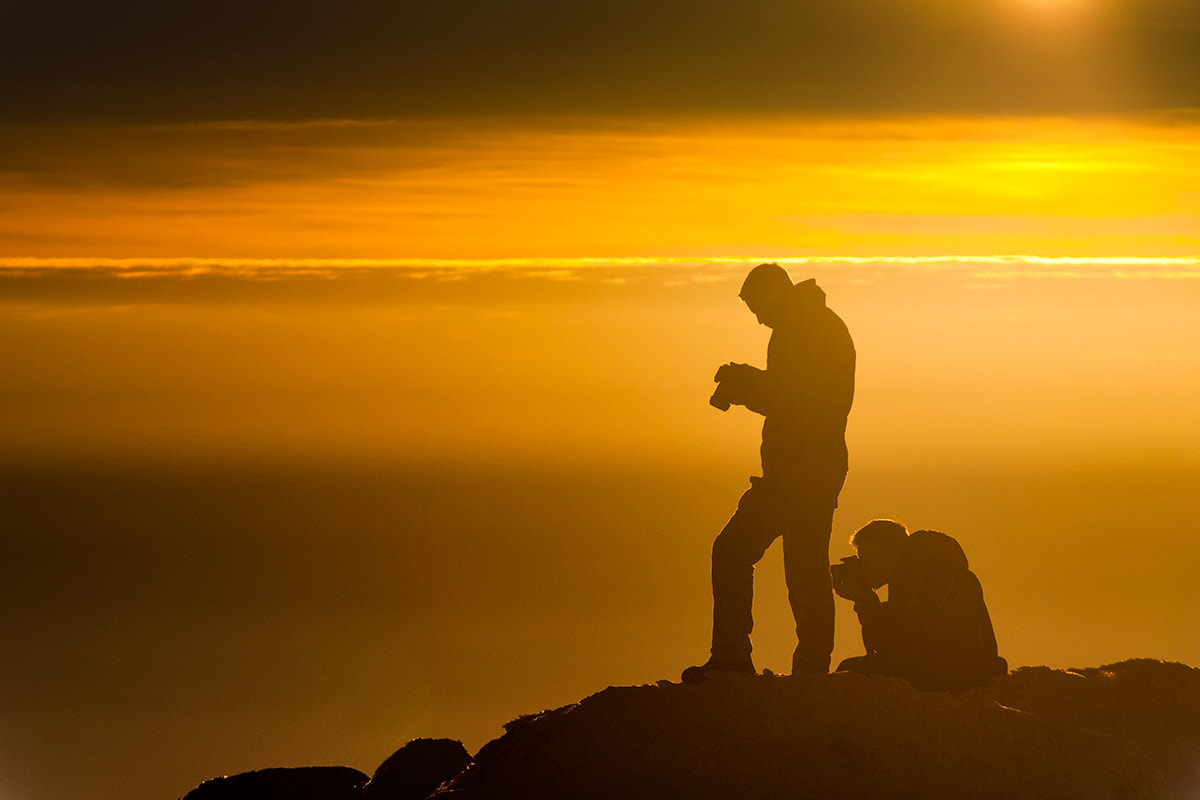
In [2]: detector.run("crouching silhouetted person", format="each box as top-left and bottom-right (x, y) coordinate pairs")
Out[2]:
(832, 519), (1007, 692)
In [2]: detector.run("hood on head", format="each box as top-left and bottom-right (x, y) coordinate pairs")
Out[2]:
(793, 277), (827, 309)
(907, 530), (970, 572)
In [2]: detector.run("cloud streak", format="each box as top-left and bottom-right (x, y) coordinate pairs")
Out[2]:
(4, 255), (1200, 282)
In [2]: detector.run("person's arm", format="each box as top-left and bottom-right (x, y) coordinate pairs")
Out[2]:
(851, 563), (959, 660)
(714, 362), (769, 413)
(730, 331), (807, 417)
(736, 366), (776, 416)
(853, 591), (895, 655)
(881, 563), (962, 662)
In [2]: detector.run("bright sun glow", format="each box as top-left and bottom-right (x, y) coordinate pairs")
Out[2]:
(1020, 0), (1082, 8)
(1, 115), (1198, 260)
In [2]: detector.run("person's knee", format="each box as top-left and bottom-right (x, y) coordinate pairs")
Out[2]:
(783, 546), (834, 590)
(786, 556), (833, 585)
(712, 529), (746, 565)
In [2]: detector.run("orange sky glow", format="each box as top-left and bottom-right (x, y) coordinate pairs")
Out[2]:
(4, 114), (1200, 260)
(3, 5), (1200, 791)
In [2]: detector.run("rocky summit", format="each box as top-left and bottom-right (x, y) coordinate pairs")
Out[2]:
(437, 659), (1200, 800)
(181, 659), (1200, 800)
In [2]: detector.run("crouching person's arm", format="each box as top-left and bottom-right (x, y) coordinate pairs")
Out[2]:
(853, 591), (893, 655)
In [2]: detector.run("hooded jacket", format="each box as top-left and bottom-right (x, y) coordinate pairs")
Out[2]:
(737, 279), (856, 491)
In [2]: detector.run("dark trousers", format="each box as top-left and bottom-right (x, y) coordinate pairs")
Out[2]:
(710, 473), (845, 674)
(837, 651), (1008, 693)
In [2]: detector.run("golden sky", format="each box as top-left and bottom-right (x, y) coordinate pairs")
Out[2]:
(3, 0), (1199, 262)
(4, 114), (1200, 259)
(3, 2), (1200, 800)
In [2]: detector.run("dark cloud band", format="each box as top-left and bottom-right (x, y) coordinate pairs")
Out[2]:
(2, 0), (1199, 121)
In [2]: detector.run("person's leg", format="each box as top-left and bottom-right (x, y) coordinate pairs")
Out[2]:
(708, 483), (784, 666)
(782, 501), (837, 674)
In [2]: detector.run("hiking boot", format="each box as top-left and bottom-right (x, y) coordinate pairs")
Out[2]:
(681, 657), (756, 684)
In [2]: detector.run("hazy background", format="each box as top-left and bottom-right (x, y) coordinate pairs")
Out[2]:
(2, 259), (1198, 800)
(3, 0), (1200, 798)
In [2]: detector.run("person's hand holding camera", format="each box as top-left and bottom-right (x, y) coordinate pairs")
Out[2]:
(709, 362), (759, 411)
(831, 556), (875, 603)
(832, 574), (873, 603)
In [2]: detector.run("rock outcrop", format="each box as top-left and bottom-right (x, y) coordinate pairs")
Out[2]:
(981, 659), (1200, 799)
(363, 739), (472, 800)
(179, 660), (1200, 800)
(440, 660), (1200, 800)
(182, 766), (368, 800)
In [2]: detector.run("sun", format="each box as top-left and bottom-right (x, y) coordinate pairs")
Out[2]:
(1017, 0), (1090, 12)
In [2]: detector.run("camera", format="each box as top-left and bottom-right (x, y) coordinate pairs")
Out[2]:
(709, 363), (739, 411)
(710, 382), (734, 411)
(830, 555), (867, 599)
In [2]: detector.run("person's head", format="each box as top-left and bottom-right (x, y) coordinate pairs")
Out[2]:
(739, 262), (793, 328)
(850, 519), (909, 588)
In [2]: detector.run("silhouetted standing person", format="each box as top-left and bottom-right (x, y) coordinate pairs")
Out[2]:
(683, 263), (855, 683)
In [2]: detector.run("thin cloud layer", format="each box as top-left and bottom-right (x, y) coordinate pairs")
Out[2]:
(3, 255), (1199, 311)
(7, 254), (1200, 274)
